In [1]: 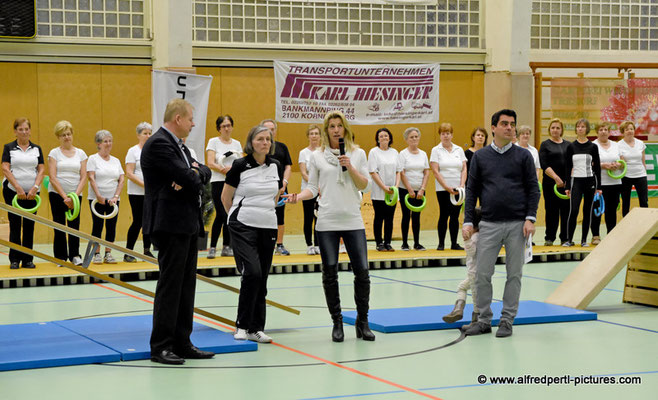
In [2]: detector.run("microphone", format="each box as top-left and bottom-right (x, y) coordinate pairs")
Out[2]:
(338, 138), (346, 171)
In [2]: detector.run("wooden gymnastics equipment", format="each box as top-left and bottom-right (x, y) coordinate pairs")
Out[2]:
(546, 208), (658, 309)
(0, 202), (300, 319)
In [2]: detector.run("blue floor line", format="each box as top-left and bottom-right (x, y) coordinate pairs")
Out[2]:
(0, 295), (135, 307)
(371, 274), (504, 302)
(596, 319), (658, 334)
(515, 272), (624, 293)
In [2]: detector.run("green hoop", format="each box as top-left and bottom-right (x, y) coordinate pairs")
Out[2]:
(404, 193), (427, 212)
(607, 159), (627, 179)
(384, 186), (399, 206)
(553, 184), (569, 200)
(12, 194), (41, 214)
(65, 192), (81, 221)
(42, 176), (50, 191)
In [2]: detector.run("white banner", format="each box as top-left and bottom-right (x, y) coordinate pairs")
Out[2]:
(151, 70), (213, 163)
(274, 61), (440, 125)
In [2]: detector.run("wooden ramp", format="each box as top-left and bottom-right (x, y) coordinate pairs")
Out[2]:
(546, 208), (658, 309)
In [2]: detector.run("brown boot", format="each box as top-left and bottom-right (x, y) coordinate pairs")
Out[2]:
(442, 300), (466, 323)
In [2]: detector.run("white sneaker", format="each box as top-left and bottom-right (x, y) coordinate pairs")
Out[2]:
(246, 331), (272, 343)
(72, 256), (83, 266)
(339, 244), (347, 254)
(233, 328), (247, 340)
(104, 253), (117, 264)
(93, 253), (103, 264)
(306, 246), (315, 255)
(313, 246), (321, 255)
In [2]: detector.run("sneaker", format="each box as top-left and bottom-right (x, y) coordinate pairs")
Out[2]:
(339, 244), (347, 254)
(385, 244), (395, 252)
(72, 256), (83, 266)
(275, 244), (290, 256)
(401, 243), (410, 251)
(376, 243), (387, 252)
(437, 244), (445, 251)
(451, 244), (464, 250)
(307, 246), (316, 255)
(10, 262), (19, 270)
(233, 328), (247, 340)
(414, 244), (426, 251)
(496, 320), (513, 338)
(581, 242), (590, 247)
(220, 245), (233, 257)
(591, 236), (601, 245)
(544, 240), (554, 246)
(463, 321), (492, 336)
(561, 241), (574, 247)
(104, 253), (117, 264)
(246, 331), (273, 343)
(207, 247), (216, 259)
(313, 246), (321, 255)
(22, 261), (35, 269)
(93, 253), (103, 264)
(123, 254), (137, 263)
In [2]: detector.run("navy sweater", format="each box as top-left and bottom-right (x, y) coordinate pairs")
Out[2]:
(464, 144), (540, 224)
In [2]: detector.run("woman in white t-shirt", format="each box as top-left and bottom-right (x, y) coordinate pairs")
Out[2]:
(368, 128), (401, 252)
(516, 125), (541, 181)
(87, 130), (125, 264)
(591, 122), (623, 244)
(298, 124), (321, 255)
(48, 120), (87, 266)
(124, 122), (153, 262)
(206, 115), (243, 259)
(618, 121), (648, 216)
(430, 122), (467, 250)
(285, 111), (375, 343)
(398, 127), (430, 251)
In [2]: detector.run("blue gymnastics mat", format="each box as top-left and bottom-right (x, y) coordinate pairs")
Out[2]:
(342, 300), (597, 333)
(55, 315), (257, 361)
(0, 322), (121, 371)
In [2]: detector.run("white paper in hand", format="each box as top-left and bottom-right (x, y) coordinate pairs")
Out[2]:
(524, 234), (533, 264)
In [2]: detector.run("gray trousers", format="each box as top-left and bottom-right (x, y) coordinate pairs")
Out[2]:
(475, 220), (525, 325)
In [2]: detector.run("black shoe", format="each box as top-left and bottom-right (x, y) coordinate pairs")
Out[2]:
(123, 255), (137, 263)
(22, 261), (35, 269)
(144, 249), (155, 258)
(401, 243), (410, 251)
(496, 320), (513, 338)
(384, 244), (394, 252)
(332, 320), (344, 342)
(437, 244), (445, 251)
(151, 349), (185, 365)
(463, 321), (492, 336)
(413, 244), (426, 251)
(10, 262), (19, 270)
(175, 345), (214, 359)
(355, 317), (376, 341)
(376, 243), (387, 252)
(451, 244), (464, 250)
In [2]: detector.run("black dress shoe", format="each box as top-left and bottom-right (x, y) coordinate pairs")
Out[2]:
(10, 262), (19, 270)
(151, 349), (185, 365)
(175, 345), (214, 359)
(22, 261), (35, 269)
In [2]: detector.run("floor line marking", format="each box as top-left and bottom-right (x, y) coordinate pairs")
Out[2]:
(596, 319), (658, 334)
(371, 274), (504, 302)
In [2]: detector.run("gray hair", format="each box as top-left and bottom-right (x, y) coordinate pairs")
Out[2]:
(94, 129), (112, 144)
(136, 122), (152, 135)
(259, 119), (277, 130)
(244, 125), (274, 156)
(517, 125), (531, 137)
(403, 127), (421, 140)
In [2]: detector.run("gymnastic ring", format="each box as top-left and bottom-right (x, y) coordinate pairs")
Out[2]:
(217, 150), (242, 166)
(607, 159), (627, 179)
(12, 194), (41, 214)
(65, 192), (81, 221)
(90, 199), (119, 219)
(617, 196), (621, 211)
(593, 192), (605, 217)
(450, 187), (465, 206)
(538, 181), (542, 192)
(404, 193), (427, 212)
(42, 176), (50, 191)
(384, 186), (399, 206)
(277, 198), (285, 207)
(553, 184), (569, 200)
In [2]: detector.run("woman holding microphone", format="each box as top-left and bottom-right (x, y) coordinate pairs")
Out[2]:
(285, 111), (375, 343)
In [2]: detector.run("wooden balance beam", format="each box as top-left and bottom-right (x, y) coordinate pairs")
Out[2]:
(0, 202), (300, 316)
(546, 207), (658, 309)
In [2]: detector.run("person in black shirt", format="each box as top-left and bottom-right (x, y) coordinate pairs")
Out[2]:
(465, 127), (488, 171)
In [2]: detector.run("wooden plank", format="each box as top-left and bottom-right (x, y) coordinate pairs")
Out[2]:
(623, 286), (658, 307)
(0, 202), (300, 316)
(546, 208), (658, 309)
(625, 270), (658, 290)
(638, 238), (658, 255)
(628, 254), (658, 272)
(0, 238), (236, 326)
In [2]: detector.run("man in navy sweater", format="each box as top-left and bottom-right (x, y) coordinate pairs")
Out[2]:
(462, 109), (540, 338)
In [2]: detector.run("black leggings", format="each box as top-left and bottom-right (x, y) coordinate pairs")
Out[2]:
(567, 177), (595, 244)
(621, 176), (649, 216)
(2, 183), (36, 263)
(89, 199), (119, 246)
(435, 191), (460, 246)
(591, 184), (621, 237)
(398, 188), (422, 246)
(302, 196), (318, 246)
(542, 178), (570, 243)
(127, 194), (151, 251)
(372, 199), (396, 245)
(210, 181), (230, 247)
(49, 191), (82, 261)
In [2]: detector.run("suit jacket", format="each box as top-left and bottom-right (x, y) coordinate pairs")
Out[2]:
(141, 127), (211, 236)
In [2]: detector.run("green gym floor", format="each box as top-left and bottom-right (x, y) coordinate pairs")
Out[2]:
(1, 244), (656, 399)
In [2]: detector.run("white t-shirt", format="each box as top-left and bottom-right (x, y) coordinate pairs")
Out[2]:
(594, 139), (622, 186)
(397, 148), (429, 191)
(125, 145), (145, 195)
(306, 147), (371, 231)
(206, 137), (243, 182)
(87, 153), (124, 200)
(429, 143), (466, 191)
(48, 147), (88, 194)
(515, 143), (541, 169)
(367, 147), (401, 201)
(2, 141), (44, 192)
(298, 147), (318, 191)
(618, 138), (647, 179)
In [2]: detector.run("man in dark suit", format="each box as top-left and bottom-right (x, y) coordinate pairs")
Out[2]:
(141, 98), (214, 365)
